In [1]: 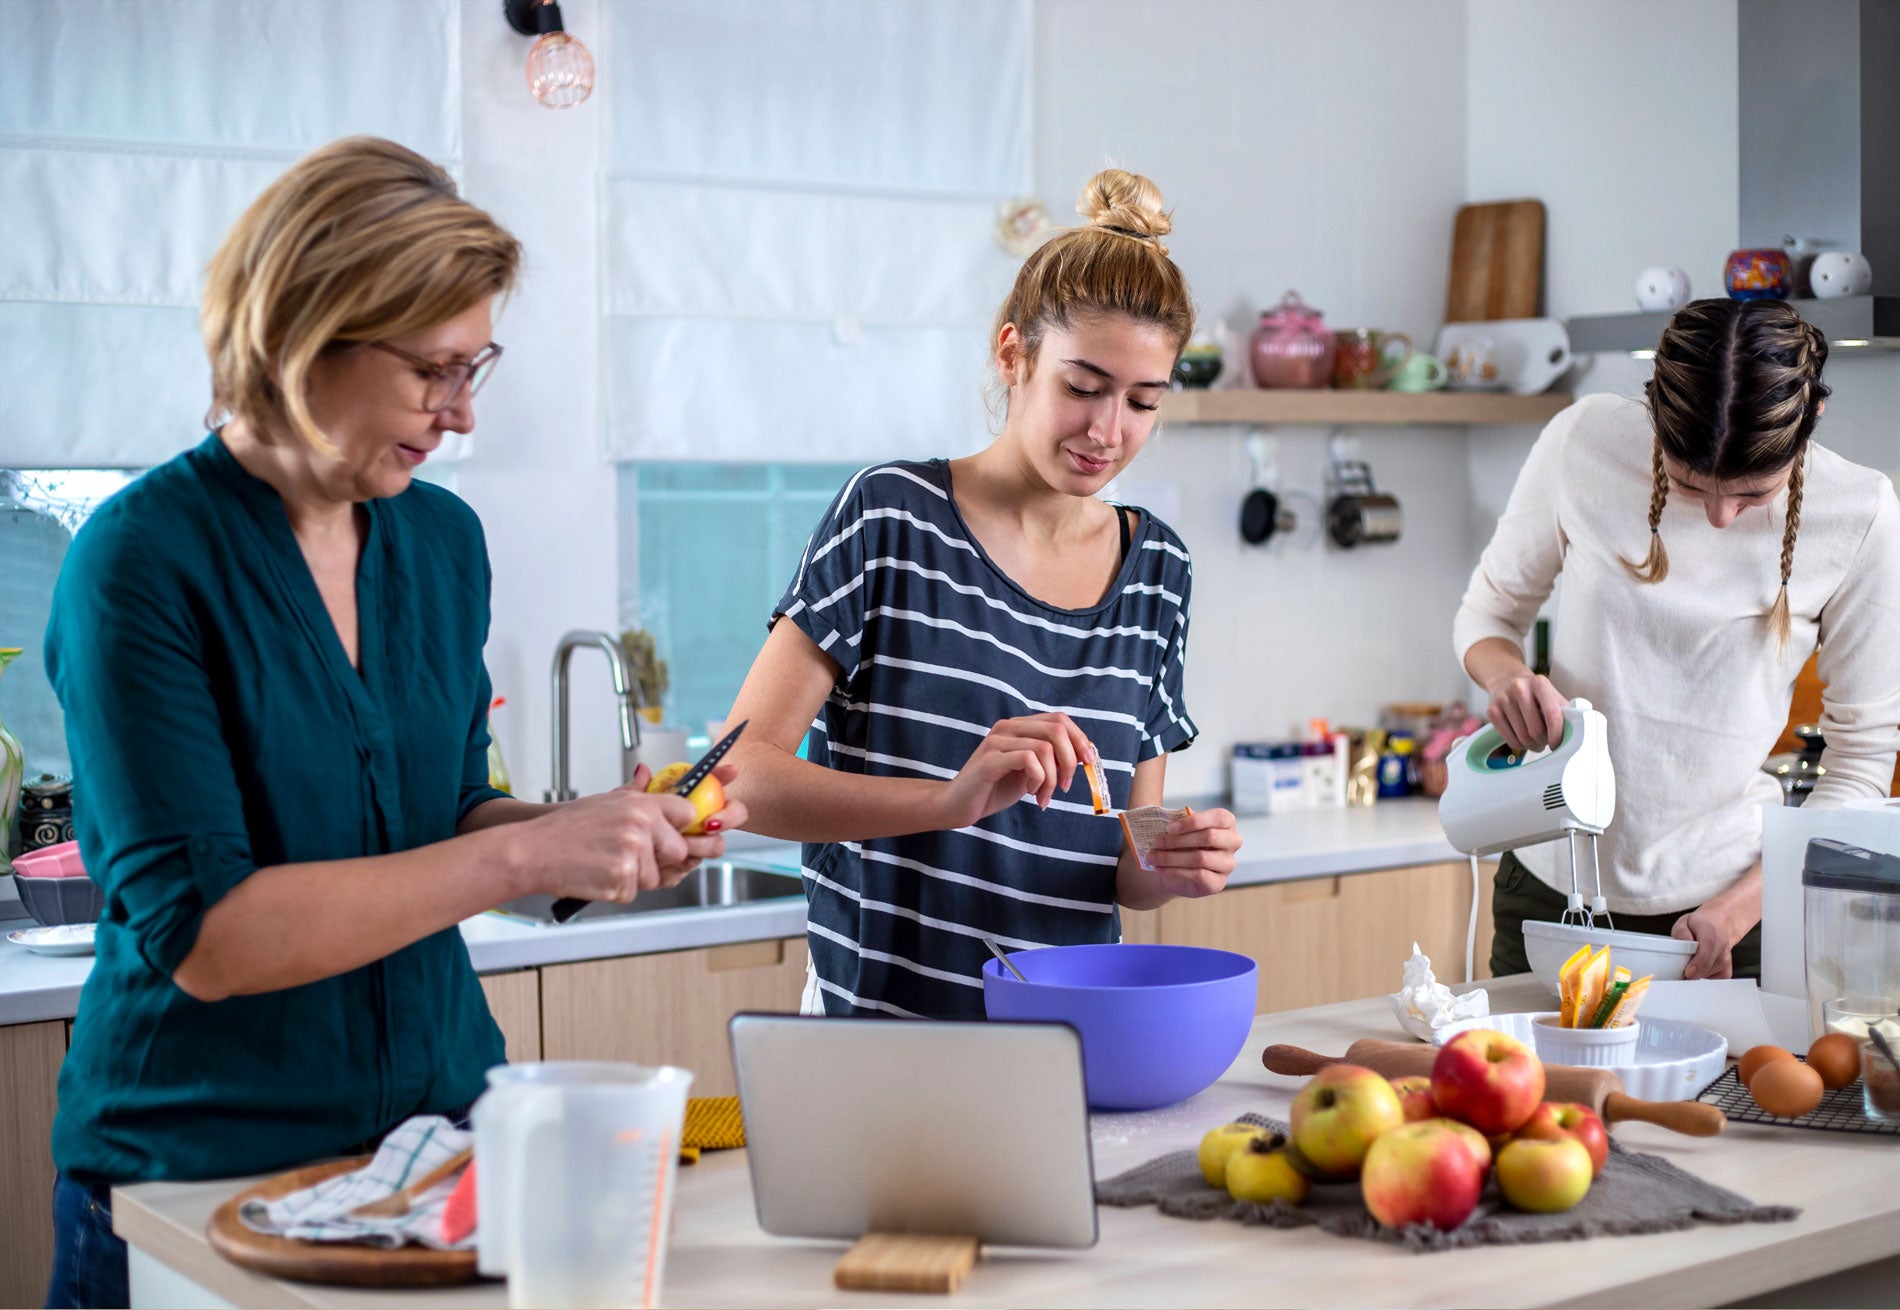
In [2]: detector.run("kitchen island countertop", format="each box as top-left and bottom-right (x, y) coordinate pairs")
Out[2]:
(0, 800), (1461, 1025)
(111, 974), (1900, 1309)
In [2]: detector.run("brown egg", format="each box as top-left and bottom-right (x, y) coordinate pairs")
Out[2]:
(1807, 1033), (1862, 1091)
(1738, 1045), (1795, 1085)
(1749, 1058), (1825, 1119)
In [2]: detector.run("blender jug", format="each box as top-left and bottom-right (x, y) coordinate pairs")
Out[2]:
(1802, 838), (1900, 1039)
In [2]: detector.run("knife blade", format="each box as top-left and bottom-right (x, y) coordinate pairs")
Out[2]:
(550, 720), (748, 924)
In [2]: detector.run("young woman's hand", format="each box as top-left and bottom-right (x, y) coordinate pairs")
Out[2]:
(1483, 666), (1569, 753)
(1670, 904), (1737, 980)
(936, 713), (1094, 828)
(1141, 807), (1241, 898)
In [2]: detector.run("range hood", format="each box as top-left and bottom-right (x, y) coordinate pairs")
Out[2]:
(1567, 0), (1900, 354)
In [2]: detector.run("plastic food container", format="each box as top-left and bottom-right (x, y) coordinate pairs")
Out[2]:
(982, 943), (1257, 1111)
(1531, 1014), (1641, 1068)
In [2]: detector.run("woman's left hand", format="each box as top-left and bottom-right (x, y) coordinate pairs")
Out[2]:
(1670, 903), (1739, 980)
(1670, 861), (1764, 980)
(1141, 807), (1242, 899)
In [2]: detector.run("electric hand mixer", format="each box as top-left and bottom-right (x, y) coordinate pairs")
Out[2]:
(1439, 698), (1618, 929)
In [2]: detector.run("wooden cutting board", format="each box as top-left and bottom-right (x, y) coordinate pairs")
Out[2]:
(205, 1156), (481, 1288)
(1262, 1039), (1726, 1136)
(1446, 200), (1545, 323)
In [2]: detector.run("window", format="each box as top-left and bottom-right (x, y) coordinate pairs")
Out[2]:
(620, 462), (860, 736)
(0, 470), (143, 777)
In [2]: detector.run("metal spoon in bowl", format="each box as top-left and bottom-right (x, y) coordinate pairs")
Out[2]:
(983, 936), (1027, 982)
(1869, 1022), (1900, 1077)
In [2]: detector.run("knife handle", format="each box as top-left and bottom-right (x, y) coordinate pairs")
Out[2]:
(1601, 1091), (1726, 1136)
(1261, 1044), (1340, 1076)
(550, 897), (587, 923)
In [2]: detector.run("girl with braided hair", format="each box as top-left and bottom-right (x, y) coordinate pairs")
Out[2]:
(1457, 298), (1900, 980)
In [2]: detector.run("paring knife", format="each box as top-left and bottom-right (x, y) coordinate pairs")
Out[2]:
(550, 719), (748, 924)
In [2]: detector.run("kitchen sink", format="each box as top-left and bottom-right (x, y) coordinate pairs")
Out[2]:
(493, 862), (805, 924)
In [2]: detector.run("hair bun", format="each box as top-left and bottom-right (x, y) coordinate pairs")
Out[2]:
(1076, 168), (1172, 253)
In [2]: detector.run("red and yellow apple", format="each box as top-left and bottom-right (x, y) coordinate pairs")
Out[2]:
(1495, 1135), (1593, 1213)
(1438, 1117), (1494, 1176)
(1359, 1120), (1485, 1231)
(1198, 1122), (1267, 1188)
(1224, 1135), (1311, 1206)
(1290, 1064), (1406, 1180)
(1389, 1074), (1437, 1123)
(646, 762), (725, 836)
(1431, 1028), (1546, 1136)
(1512, 1101), (1609, 1178)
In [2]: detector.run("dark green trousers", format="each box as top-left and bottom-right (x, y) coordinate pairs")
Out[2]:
(1490, 851), (1761, 980)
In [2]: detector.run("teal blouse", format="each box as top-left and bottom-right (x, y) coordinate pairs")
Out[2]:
(46, 435), (508, 1183)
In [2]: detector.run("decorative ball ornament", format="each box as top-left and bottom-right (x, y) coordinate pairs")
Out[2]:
(1809, 251), (1873, 299)
(1634, 266), (1692, 312)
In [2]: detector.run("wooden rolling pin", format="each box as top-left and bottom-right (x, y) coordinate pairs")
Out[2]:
(1262, 1040), (1726, 1137)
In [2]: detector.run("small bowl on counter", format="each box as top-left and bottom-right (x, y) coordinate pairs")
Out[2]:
(11, 841), (104, 927)
(1531, 1014), (1641, 1068)
(982, 943), (1257, 1111)
(1521, 919), (1694, 997)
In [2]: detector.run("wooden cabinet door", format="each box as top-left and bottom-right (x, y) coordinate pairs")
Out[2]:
(479, 970), (543, 1063)
(1154, 861), (1497, 1014)
(540, 938), (809, 1097)
(0, 1021), (64, 1307)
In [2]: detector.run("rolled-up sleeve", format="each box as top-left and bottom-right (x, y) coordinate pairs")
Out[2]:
(1452, 407), (1575, 663)
(45, 506), (256, 979)
(1808, 483), (1900, 807)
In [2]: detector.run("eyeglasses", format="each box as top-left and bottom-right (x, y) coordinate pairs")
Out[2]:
(365, 340), (505, 412)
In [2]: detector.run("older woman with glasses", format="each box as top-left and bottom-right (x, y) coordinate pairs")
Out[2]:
(40, 137), (744, 1310)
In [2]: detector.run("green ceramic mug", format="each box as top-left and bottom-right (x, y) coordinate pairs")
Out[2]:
(1387, 351), (1449, 392)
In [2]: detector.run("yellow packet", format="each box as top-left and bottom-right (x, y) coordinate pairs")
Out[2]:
(1082, 749), (1110, 815)
(1605, 975), (1652, 1028)
(1557, 944), (1592, 1027)
(1572, 946), (1612, 1029)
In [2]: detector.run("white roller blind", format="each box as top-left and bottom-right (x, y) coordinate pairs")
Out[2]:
(0, 0), (463, 469)
(599, 0), (1030, 464)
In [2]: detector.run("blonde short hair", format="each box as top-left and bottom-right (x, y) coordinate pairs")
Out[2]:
(201, 136), (522, 450)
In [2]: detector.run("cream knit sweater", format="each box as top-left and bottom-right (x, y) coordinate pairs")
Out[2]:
(1454, 393), (1900, 914)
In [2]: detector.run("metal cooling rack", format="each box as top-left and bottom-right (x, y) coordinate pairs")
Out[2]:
(1697, 1065), (1900, 1136)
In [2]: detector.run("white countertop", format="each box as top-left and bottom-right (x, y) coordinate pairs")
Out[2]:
(112, 975), (1900, 1309)
(0, 800), (1459, 1026)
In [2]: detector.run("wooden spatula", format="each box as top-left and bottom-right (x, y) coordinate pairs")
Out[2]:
(1262, 1039), (1725, 1137)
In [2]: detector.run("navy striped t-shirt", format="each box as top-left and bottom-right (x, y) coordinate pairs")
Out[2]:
(772, 459), (1198, 1019)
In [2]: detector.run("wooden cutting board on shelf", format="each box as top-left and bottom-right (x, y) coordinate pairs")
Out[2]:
(1446, 199), (1545, 323)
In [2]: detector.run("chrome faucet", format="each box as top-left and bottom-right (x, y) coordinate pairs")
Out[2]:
(546, 629), (643, 802)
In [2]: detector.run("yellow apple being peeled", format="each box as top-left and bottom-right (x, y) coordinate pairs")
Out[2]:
(1224, 1135), (1311, 1206)
(1197, 1122), (1267, 1188)
(646, 762), (725, 836)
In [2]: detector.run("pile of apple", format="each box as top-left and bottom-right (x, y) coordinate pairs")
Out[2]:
(1200, 1030), (1605, 1232)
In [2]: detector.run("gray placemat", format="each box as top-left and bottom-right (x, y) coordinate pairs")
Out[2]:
(1096, 1112), (1797, 1253)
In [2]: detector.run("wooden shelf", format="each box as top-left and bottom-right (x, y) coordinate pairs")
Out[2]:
(1160, 388), (1573, 426)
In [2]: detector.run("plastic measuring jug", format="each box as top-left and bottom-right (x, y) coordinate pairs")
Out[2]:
(474, 1060), (693, 1309)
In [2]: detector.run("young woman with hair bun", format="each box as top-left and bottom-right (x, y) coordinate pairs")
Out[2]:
(1458, 298), (1900, 981)
(725, 168), (1241, 1019)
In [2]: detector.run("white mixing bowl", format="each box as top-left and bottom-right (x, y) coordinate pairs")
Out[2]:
(1521, 919), (1694, 996)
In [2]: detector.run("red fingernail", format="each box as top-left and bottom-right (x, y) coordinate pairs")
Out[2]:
(705, 819), (723, 831)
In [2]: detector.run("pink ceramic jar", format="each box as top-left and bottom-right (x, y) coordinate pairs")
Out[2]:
(1250, 291), (1335, 389)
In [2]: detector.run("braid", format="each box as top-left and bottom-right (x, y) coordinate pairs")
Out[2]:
(1621, 434), (1671, 583)
(1767, 447), (1806, 650)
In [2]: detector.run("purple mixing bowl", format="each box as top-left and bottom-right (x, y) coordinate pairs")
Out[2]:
(983, 943), (1258, 1110)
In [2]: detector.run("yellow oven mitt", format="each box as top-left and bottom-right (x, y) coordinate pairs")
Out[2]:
(678, 1095), (746, 1165)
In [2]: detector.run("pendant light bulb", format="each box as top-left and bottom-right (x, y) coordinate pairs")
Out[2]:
(527, 30), (594, 108)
